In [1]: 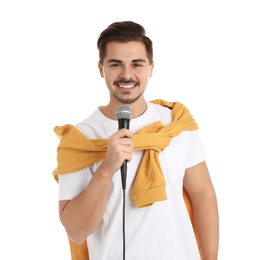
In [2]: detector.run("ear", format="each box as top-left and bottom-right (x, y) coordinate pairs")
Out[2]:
(98, 61), (104, 78)
(149, 62), (154, 78)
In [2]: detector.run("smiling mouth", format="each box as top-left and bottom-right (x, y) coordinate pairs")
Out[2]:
(116, 83), (136, 89)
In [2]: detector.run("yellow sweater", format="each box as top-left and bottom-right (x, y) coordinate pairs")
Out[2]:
(53, 99), (200, 259)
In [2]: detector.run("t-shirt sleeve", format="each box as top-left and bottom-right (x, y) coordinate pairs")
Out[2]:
(58, 166), (92, 201)
(186, 130), (206, 169)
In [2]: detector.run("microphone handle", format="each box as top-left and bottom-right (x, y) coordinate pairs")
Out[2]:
(118, 118), (130, 130)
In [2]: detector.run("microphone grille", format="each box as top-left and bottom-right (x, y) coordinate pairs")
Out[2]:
(115, 105), (132, 120)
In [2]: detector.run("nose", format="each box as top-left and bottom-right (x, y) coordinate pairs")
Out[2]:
(119, 66), (133, 80)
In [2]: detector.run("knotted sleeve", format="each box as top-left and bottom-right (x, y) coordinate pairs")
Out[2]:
(52, 124), (108, 181)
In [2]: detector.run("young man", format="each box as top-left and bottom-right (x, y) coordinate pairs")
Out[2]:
(53, 21), (219, 260)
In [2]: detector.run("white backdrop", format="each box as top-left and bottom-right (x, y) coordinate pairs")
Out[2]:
(1, 0), (272, 259)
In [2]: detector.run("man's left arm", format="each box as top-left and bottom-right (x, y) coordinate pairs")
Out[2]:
(184, 161), (219, 260)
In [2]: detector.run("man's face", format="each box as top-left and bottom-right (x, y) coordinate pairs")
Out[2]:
(98, 41), (154, 105)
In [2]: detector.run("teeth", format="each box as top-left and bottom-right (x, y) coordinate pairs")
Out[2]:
(119, 84), (135, 89)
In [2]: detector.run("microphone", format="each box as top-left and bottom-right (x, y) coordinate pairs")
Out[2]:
(115, 105), (132, 190)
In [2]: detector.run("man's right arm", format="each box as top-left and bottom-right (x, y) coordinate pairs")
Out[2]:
(59, 162), (115, 244)
(58, 128), (133, 244)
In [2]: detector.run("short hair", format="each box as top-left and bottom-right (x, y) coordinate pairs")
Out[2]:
(97, 21), (153, 64)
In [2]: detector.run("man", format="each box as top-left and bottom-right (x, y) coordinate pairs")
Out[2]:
(53, 21), (219, 260)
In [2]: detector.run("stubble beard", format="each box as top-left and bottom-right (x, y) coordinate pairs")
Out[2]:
(112, 92), (144, 104)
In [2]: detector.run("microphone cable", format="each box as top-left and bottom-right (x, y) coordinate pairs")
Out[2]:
(122, 188), (126, 260)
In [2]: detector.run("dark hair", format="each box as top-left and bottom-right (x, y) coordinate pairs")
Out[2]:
(97, 21), (153, 65)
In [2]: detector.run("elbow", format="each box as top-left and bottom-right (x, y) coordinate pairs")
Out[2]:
(66, 229), (90, 245)
(69, 236), (85, 245)
(64, 223), (98, 245)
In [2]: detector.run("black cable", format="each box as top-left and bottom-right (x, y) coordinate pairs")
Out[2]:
(122, 189), (126, 260)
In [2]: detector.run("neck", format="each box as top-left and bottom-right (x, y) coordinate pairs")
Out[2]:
(100, 99), (148, 120)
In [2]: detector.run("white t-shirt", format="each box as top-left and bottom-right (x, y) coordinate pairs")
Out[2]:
(58, 102), (206, 260)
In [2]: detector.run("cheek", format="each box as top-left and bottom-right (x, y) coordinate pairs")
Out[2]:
(104, 77), (115, 89)
(144, 71), (153, 80)
(104, 70), (119, 79)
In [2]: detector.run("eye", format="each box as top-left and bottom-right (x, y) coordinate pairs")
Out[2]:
(133, 63), (142, 68)
(110, 63), (121, 68)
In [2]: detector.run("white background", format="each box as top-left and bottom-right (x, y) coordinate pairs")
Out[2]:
(1, 0), (272, 259)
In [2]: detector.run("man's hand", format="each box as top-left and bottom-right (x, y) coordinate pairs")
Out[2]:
(101, 128), (134, 175)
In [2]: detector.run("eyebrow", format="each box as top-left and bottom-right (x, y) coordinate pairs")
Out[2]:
(107, 59), (146, 63)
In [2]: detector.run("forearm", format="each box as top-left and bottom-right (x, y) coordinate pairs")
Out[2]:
(193, 191), (219, 260)
(59, 163), (114, 244)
